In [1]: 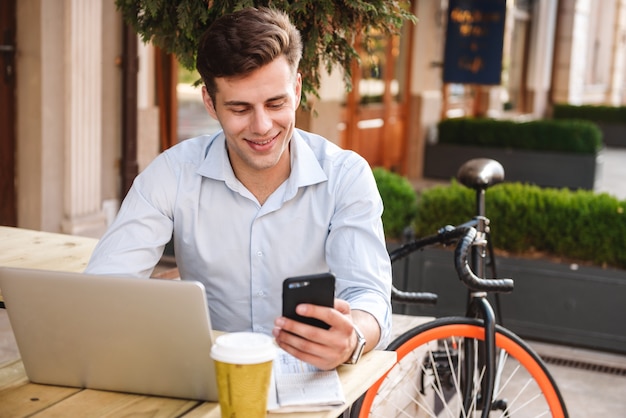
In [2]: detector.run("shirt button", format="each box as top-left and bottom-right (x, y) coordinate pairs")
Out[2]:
(256, 251), (263, 257)
(257, 290), (265, 297)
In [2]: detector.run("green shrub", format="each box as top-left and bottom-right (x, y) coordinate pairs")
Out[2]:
(373, 167), (418, 239)
(553, 104), (626, 125)
(438, 117), (603, 154)
(412, 181), (626, 270)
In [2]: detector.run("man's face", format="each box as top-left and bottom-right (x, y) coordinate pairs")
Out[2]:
(203, 56), (302, 177)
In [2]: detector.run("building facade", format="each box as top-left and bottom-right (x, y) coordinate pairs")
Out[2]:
(2, 0), (625, 236)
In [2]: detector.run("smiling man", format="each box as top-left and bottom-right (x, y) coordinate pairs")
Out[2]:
(86, 7), (392, 370)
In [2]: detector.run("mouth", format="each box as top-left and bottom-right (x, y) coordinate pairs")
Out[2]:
(245, 133), (279, 149)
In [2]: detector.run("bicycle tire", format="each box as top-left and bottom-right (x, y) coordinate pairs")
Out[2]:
(351, 317), (568, 418)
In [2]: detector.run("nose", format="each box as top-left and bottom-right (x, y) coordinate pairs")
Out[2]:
(250, 108), (272, 135)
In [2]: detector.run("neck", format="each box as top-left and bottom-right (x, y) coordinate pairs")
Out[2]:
(233, 154), (291, 206)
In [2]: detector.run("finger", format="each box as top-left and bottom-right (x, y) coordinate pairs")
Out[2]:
(274, 315), (347, 354)
(278, 313), (329, 341)
(334, 298), (351, 314)
(278, 314), (354, 361)
(274, 329), (342, 370)
(296, 303), (348, 331)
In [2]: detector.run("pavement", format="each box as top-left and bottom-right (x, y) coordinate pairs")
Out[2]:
(595, 146), (626, 201)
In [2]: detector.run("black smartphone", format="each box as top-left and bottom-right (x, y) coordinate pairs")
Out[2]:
(282, 272), (335, 329)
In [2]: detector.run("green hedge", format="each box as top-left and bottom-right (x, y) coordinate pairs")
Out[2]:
(373, 167), (417, 239)
(553, 104), (626, 125)
(412, 181), (626, 270)
(438, 117), (603, 154)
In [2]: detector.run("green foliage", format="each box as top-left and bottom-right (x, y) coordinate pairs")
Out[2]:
(438, 117), (603, 154)
(412, 181), (626, 269)
(178, 66), (200, 84)
(115, 0), (417, 108)
(373, 167), (418, 239)
(553, 104), (626, 125)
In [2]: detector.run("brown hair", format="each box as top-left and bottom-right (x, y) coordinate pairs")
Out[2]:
(196, 7), (303, 103)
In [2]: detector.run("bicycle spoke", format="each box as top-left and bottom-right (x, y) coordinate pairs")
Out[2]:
(471, 355), (485, 416)
(493, 358), (520, 399)
(493, 347), (509, 397)
(369, 348), (436, 417)
(354, 319), (567, 418)
(444, 337), (469, 418)
(427, 346), (457, 418)
(495, 358), (553, 417)
(504, 378), (544, 416)
(506, 394), (552, 418)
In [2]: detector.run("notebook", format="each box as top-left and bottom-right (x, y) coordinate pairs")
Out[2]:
(0, 266), (218, 401)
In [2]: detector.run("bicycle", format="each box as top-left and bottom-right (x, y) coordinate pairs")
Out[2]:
(351, 158), (569, 418)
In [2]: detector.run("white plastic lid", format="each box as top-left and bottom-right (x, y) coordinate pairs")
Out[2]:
(210, 332), (276, 364)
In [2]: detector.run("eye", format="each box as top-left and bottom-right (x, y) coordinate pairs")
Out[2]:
(268, 101), (285, 110)
(230, 107), (249, 115)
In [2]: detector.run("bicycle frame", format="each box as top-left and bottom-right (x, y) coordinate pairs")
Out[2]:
(356, 159), (568, 418)
(463, 167), (503, 416)
(392, 159), (509, 416)
(443, 215), (500, 415)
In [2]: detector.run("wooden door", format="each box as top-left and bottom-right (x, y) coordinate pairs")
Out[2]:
(343, 26), (412, 174)
(0, 0), (17, 226)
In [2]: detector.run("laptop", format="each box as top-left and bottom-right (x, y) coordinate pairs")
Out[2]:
(0, 266), (219, 401)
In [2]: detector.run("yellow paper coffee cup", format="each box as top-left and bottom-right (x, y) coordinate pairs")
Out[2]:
(210, 332), (276, 418)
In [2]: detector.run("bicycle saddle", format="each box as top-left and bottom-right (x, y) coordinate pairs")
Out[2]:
(456, 158), (505, 190)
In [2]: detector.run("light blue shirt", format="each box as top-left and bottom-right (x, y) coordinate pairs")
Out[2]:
(86, 129), (392, 348)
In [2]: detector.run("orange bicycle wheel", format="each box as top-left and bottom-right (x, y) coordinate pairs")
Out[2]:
(352, 317), (568, 418)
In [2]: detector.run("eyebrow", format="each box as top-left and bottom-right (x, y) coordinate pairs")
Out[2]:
(222, 94), (288, 107)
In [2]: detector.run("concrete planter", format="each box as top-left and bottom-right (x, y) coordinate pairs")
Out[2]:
(391, 246), (626, 354)
(423, 143), (601, 190)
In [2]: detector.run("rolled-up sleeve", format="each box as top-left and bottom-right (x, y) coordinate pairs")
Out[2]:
(325, 155), (392, 349)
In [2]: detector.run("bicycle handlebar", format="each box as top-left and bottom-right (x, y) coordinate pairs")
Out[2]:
(453, 226), (514, 293)
(391, 286), (438, 304)
(389, 222), (514, 304)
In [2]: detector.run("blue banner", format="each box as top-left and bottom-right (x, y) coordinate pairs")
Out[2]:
(443, 0), (507, 85)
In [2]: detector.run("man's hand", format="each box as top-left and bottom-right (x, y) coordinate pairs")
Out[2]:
(272, 299), (379, 370)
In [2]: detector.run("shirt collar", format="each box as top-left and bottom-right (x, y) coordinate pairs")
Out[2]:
(196, 129), (328, 193)
(196, 132), (230, 181)
(288, 129), (328, 189)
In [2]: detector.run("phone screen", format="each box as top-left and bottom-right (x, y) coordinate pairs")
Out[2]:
(282, 272), (335, 329)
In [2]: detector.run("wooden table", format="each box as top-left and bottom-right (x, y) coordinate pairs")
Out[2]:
(0, 226), (98, 296)
(0, 350), (395, 417)
(0, 226), (98, 271)
(0, 227), (397, 417)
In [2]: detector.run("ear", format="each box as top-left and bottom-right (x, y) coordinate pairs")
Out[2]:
(202, 86), (218, 120)
(294, 73), (302, 108)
